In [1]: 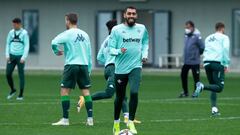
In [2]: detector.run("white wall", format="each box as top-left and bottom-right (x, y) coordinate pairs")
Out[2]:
(0, 0), (239, 70)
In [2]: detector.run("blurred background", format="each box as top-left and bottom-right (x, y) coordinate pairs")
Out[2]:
(0, 0), (239, 71)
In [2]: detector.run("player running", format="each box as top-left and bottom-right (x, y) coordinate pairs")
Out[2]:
(193, 22), (230, 116)
(77, 19), (141, 124)
(51, 13), (93, 126)
(77, 19), (130, 123)
(109, 6), (149, 135)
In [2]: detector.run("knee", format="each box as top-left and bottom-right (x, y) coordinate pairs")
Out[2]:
(106, 86), (115, 98)
(60, 89), (70, 96)
(115, 95), (124, 103)
(218, 85), (224, 93)
(106, 92), (114, 99)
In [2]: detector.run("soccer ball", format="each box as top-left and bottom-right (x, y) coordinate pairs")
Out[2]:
(119, 129), (133, 135)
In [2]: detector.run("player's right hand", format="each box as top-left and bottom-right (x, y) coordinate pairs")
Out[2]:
(224, 67), (229, 73)
(142, 58), (148, 64)
(6, 57), (11, 63)
(57, 51), (64, 56)
(121, 48), (127, 53)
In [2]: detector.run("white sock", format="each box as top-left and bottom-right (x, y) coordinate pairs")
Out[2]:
(124, 113), (129, 118)
(129, 120), (134, 123)
(62, 118), (69, 122)
(114, 119), (120, 123)
(87, 117), (93, 120)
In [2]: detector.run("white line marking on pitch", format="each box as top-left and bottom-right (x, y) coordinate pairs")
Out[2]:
(0, 102), (239, 106)
(0, 97), (240, 106)
(0, 116), (239, 126)
(149, 116), (240, 123)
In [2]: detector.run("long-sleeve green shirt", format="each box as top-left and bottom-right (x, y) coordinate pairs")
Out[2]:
(51, 28), (92, 73)
(203, 32), (230, 67)
(97, 36), (115, 67)
(108, 23), (149, 74)
(6, 28), (29, 60)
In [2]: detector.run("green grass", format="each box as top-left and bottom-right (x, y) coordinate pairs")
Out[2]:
(0, 71), (240, 135)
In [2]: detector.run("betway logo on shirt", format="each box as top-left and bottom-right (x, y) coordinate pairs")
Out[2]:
(123, 38), (141, 43)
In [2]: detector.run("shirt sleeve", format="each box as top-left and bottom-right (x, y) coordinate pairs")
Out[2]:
(97, 40), (106, 64)
(21, 31), (30, 60)
(51, 32), (67, 55)
(108, 28), (122, 56)
(5, 31), (11, 58)
(87, 37), (92, 74)
(142, 27), (149, 59)
(222, 36), (230, 67)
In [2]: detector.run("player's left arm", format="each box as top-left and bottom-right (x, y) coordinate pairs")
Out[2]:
(222, 36), (230, 68)
(197, 35), (205, 55)
(6, 31), (11, 60)
(21, 31), (30, 62)
(142, 27), (149, 63)
(51, 32), (66, 56)
(97, 40), (106, 64)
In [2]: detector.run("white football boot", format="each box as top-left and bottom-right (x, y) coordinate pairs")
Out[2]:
(52, 118), (69, 126)
(86, 117), (94, 126)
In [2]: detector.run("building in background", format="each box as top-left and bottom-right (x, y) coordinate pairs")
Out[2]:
(0, 0), (239, 70)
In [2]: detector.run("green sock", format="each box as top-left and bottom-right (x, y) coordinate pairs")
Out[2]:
(61, 96), (70, 119)
(84, 95), (93, 117)
(210, 92), (217, 107)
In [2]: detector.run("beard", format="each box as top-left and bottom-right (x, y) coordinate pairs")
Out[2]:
(126, 18), (136, 27)
(66, 24), (70, 30)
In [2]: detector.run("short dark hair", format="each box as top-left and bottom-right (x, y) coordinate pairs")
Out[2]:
(65, 13), (78, 25)
(215, 22), (225, 31)
(185, 20), (195, 28)
(124, 6), (137, 13)
(106, 19), (117, 31)
(12, 18), (21, 24)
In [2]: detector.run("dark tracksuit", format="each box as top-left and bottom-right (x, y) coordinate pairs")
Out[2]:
(181, 32), (204, 95)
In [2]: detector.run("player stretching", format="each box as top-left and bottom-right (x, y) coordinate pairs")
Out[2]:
(110, 6), (149, 135)
(51, 13), (93, 126)
(194, 22), (230, 116)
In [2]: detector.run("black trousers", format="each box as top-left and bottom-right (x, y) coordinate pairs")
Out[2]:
(6, 54), (25, 96)
(114, 68), (141, 121)
(180, 64), (200, 94)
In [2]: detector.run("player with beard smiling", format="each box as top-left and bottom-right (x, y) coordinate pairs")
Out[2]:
(109, 6), (149, 135)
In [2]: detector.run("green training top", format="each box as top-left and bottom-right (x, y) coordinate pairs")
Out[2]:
(108, 23), (149, 74)
(5, 28), (30, 60)
(203, 32), (230, 67)
(51, 28), (92, 73)
(97, 36), (115, 67)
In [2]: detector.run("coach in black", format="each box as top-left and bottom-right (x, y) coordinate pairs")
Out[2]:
(179, 21), (205, 98)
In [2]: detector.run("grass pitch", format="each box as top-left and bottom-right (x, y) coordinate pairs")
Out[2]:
(0, 70), (239, 135)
